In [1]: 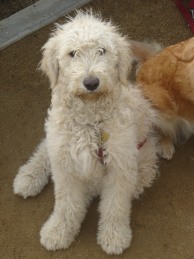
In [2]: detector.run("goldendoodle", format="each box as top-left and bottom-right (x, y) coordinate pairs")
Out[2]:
(13, 11), (158, 255)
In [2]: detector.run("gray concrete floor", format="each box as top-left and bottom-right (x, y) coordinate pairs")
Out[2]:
(1, 1), (194, 258)
(0, 0), (91, 50)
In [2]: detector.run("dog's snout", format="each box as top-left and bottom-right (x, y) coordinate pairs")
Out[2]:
(83, 77), (99, 91)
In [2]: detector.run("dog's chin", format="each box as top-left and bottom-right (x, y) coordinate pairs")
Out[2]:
(75, 89), (109, 102)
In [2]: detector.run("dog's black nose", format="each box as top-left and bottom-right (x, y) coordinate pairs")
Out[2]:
(83, 77), (99, 91)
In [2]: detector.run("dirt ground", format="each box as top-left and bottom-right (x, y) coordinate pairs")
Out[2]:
(1, 0), (194, 258)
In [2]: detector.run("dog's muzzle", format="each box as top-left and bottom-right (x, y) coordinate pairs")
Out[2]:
(83, 77), (99, 91)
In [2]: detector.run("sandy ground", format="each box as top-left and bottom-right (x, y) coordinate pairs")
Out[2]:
(1, 0), (194, 258)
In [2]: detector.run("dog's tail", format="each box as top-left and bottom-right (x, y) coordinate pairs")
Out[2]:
(130, 40), (163, 63)
(129, 40), (163, 78)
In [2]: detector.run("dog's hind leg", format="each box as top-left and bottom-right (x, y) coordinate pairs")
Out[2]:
(157, 134), (175, 160)
(13, 139), (51, 198)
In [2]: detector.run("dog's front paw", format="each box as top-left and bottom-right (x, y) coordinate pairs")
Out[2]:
(40, 215), (76, 251)
(97, 223), (132, 255)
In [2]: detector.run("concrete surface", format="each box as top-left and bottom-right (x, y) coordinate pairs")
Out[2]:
(0, 0), (91, 50)
(0, 0), (39, 20)
(0, 0), (194, 258)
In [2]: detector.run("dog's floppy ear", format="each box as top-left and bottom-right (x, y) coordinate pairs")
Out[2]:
(117, 36), (132, 86)
(40, 36), (59, 89)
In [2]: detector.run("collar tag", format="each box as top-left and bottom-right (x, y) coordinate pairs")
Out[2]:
(101, 132), (109, 143)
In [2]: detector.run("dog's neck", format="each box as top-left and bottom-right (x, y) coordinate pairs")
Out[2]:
(51, 88), (121, 125)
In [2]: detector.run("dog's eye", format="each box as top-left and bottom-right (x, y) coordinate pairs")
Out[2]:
(69, 51), (77, 57)
(98, 48), (106, 55)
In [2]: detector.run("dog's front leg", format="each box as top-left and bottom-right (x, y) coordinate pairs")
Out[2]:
(97, 165), (137, 255)
(40, 168), (88, 251)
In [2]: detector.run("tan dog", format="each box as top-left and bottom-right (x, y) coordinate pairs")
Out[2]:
(131, 37), (194, 159)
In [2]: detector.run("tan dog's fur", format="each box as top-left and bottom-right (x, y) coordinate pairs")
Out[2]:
(131, 37), (194, 159)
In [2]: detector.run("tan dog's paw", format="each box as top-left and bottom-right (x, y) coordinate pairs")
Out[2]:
(158, 137), (175, 160)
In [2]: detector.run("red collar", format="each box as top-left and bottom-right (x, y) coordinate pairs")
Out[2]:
(97, 147), (105, 164)
(137, 138), (147, 150)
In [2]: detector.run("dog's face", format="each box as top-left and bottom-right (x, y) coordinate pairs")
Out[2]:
(41, 12), (132, 100)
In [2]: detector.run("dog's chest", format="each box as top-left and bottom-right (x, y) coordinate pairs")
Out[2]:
(66, 122), (111, 175)
(69, 123), (109, 156)
(47, 97), (143, 174)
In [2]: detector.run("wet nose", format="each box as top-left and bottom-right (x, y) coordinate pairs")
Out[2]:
(83, 77), (99, 91)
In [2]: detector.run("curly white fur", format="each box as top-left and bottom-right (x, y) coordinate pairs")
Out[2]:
(13, 11), (158, 255)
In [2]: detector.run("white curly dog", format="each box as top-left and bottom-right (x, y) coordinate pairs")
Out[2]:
(13, 11), (158, 255)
